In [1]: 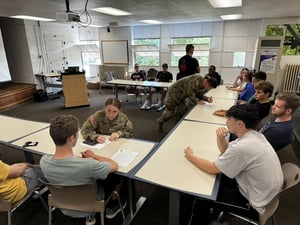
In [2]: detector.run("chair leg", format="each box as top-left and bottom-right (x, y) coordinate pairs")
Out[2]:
(100, 212), (105, 225)
(48, 205), (52, 225)
(113, 191), (125, 220)
(37, 194), (48, 212)
(227, 212), (258, 225)
(7, 211), (12, 225)
(271, 214), (276, 225)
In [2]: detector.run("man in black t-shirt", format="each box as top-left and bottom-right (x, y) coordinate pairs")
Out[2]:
(177, 44), (200, 80)
(127, 64), (146, 98)
(140, 63), (173, 110)
(208, 65), (222, 86)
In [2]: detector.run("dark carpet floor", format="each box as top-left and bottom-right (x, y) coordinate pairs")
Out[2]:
(1, 87), (300, 225)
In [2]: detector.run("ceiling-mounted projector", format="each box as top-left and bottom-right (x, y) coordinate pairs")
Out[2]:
(56, 11), (81, 22)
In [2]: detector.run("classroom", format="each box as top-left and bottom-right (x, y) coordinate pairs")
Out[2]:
(1, 1), (300, 225)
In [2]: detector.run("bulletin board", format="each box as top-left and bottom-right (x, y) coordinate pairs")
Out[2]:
(101, 40), (129, 64)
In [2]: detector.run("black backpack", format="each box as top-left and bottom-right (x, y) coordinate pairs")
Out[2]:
(34, 89), (48, 102)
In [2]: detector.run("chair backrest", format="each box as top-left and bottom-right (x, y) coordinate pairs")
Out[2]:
(0, 198), (12, 211)
(40, 180), (105, 213)
(255, 112), (272, 131)
(259, 162), (300, 225)
(258, 194), (279, 225)
(281, 162), (300, 192)
(103, 71), (115, 82)
(146, 68), (158, 81)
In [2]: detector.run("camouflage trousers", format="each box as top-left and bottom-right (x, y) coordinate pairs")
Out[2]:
(157, 97), (188, 124)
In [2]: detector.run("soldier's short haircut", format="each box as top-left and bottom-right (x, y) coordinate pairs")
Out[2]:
(205, 76), (218, 88)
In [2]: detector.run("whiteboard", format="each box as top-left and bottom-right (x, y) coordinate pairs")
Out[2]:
(101, 40), (128, 64)
(0, 28), (11, 82)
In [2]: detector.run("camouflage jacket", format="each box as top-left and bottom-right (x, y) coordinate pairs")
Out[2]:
(81, 110), (133, 140)
(168, 74), (209, 105)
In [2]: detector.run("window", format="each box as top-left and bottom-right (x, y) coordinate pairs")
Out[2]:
(233, 52), (246, 67)
(132, 39), (160, 66)
(75, 41), (100, 77)
(170, 37), (211, 67)
(266, 24), (300, 55)
(82, 51), (100, 64)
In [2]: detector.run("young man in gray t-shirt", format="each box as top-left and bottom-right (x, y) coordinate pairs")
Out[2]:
(40, 115), (119, 224)
(184, 104), (283, 222)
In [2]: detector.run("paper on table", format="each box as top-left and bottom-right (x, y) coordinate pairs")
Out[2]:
(205, 101), (214, 105)
(111, 149), (138, 168)
(80, 140), (111, 150)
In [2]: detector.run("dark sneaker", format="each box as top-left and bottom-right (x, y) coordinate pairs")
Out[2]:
(106, 199), (127, 219)
(156, 104), (166, 112)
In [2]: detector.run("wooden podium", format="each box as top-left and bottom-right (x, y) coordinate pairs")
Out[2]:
(61, 73), (90, 108)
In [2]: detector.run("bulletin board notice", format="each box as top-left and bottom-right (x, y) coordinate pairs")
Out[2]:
(101, 40), (129, 64)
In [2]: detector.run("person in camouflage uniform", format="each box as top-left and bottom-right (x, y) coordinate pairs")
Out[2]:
(157, 74), (218, 132)
(81, 98), (133, 143)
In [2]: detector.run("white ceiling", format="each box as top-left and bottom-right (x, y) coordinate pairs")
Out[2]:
(0, 0), (299, 27)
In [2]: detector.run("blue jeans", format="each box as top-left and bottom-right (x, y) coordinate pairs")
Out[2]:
(21, 167), (44, 192)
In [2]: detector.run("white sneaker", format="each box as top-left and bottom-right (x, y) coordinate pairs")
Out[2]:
(152, 100), (162, 108)
(140, 100), (150, 110)
(145, 105), (153, 110)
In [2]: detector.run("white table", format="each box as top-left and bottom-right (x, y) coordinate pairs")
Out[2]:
(35, 73), (62, 93)
(107, 79), (172, 100)
(184, 98), (236, 125)
(206, 85), (239, 100)
(10, 127), (156, 225)
(11, 128), (155, 174)
(0, 115), (49, 142)
(134, 120), (223, 225)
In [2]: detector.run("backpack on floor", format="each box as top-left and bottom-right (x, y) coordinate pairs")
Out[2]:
(34, 89), (48, 102)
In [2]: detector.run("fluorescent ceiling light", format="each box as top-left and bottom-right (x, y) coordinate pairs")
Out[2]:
(87, 24), (103, 28)
(220, 14), (242, 20)
(209, 0), (242, 8)
(91, 7), (132, 16)
(140, 20), (162, 24)
(10, 15), (55, 22)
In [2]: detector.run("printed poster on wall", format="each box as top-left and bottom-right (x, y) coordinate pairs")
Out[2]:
(258, 49), (277, 73)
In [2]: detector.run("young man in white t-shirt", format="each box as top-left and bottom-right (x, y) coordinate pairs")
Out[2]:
(184, 104), (283, 224)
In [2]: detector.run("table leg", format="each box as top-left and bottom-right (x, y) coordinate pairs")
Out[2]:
(148, 87), (152, 106)
(122, 178), (147, 225)
(115, 84), (119, 99)
(169, 190), (180, 225)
